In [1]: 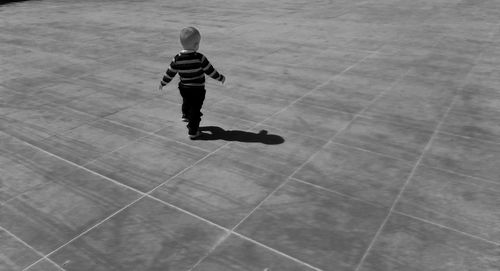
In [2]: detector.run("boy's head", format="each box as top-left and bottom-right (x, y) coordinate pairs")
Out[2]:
(180, 27), (201, 51)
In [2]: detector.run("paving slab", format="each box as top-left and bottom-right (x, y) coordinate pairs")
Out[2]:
(1, 0), (500, 270)
(0, 228), (41, 271)
(235, 181), (388, 271)
(24, 260), (62, 271)
(358, 213), (500, 271)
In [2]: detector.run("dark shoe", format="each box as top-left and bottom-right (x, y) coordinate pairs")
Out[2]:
(189, 131), (201, 140)
(182, 114), (189, 122)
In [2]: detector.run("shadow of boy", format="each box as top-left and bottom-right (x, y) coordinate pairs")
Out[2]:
(197, 126), (284, 145)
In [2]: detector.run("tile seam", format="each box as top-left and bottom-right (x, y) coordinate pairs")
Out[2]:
(186, 231), (232, 271)
(392, 211), (500, 247)
(328, 141), (415, 165)
(436, 130), (500, 146)
(232, 232), (325, 271)
(290, 177), (387, 209)
(424, 165), (500, 186)
(332, 106), (435, 132)
(394, 199), (498, 237)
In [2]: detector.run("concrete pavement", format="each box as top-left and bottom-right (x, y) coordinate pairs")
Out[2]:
(1, 0), (500, 270)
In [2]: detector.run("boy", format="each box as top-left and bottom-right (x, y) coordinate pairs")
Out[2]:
(159, 26), (226, 139)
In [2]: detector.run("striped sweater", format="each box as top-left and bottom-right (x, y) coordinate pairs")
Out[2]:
(161, 51), (224, 87)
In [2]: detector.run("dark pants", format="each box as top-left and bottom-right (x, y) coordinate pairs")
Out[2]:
(179, 85), (206, 135)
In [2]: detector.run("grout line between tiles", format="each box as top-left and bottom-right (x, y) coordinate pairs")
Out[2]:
(204, 87), (356, 119)
(328, 141), (415, 165)
(341, 71), (412, 118)
(392, 211), (500, 247)
(187, 231), (233, 271)
(424, 165), (500, 186)
(437, 130), (500, 146)
(145, 196), (229, 232)
(0, 226), (65, 271)
(232, 232), (325, 271)
(353, 25), (500, 270)
(290, 177), (387, 209)
(2, 182), (50, 207)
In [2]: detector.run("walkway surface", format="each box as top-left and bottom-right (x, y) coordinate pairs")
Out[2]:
(1, 0), (500, 270)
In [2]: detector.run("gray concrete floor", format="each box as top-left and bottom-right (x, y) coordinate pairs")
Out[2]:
(1, 0), (500, 270)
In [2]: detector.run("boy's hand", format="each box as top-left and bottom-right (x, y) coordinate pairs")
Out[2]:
(158, 84), (164, 91)
(221, 75), (226, 84)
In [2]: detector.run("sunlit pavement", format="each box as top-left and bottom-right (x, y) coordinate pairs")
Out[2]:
(1, 0), (500, 270)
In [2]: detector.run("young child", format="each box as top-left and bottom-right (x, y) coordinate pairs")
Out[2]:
(159, 26), (225, 139)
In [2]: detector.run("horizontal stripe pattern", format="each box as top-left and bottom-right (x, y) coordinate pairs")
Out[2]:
(160, 51), (224, 87)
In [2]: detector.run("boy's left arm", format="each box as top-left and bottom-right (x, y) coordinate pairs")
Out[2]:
(201, 55), (225, 84)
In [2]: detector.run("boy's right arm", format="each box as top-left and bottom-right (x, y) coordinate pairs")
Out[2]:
(159, 58), (178, 90)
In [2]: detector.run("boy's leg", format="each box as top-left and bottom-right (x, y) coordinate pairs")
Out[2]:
(187, 88), (206, 135)
(179, 87), (189, 120)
